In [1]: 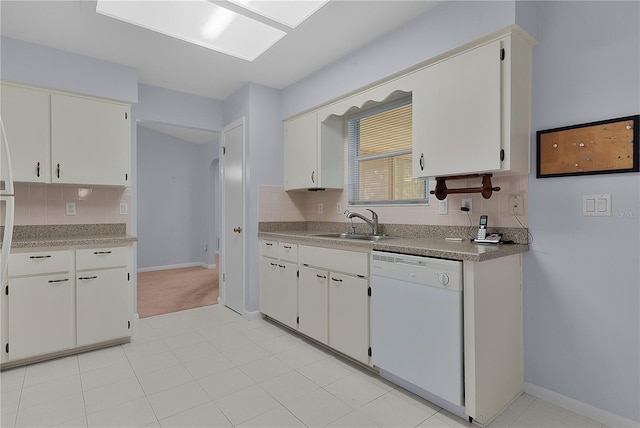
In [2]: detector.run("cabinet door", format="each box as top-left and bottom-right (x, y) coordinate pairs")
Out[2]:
(8, 274), (75, 360)
(76, 268), (130, 347)
(413, 40), (502, 178)
(273, 261), (298, 330)
(284, 112), (318, 190)
(51, 94), (131, 186)
(0, 84), (51, 183)
(298, 265), (328, 343)
(329, 273), (370, 364)
(260, 256), (279, 319)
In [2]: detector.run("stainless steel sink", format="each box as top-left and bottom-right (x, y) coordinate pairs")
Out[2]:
(313, 233), (396, 242)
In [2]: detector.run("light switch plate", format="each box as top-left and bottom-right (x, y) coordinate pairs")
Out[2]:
(583, 194), (611, 216)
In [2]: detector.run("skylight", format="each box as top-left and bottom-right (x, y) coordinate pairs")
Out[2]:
(96, 1), (328, 61)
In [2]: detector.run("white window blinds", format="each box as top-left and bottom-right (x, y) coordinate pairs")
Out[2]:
(348, 97), (427, 205)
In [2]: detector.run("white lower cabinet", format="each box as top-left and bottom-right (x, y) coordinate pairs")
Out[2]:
(259, 240), (371, 365)
(328, 272), (369, 364)
(8, 273), (75, 361)
(260, 257), (298, 330)
(3, 245), (133, 366)
(76, 267), (130, 347)
(298, 245), (370, 365)
(298, 265), (329, 343)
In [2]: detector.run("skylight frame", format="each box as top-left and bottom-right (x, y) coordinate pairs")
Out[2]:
(95, 0), (291, 61)
(226, 0), (330, 28)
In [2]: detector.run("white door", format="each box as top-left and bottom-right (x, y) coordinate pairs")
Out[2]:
(221, 119), (245, 315)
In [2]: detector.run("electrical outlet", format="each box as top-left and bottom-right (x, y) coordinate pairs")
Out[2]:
(119, 202), (128, 215)
(317, 203), (323, 214)
(438, 199), (448, 215)
(65, 202), (76, 216)
(509, 195), (524, 216)
(461, 198), (472, 215)
(336, 203), (342, 214)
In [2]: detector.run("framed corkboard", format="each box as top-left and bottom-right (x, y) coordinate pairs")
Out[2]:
(537, 115), (639, 178)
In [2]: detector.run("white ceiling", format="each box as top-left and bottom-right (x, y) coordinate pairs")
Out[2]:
(0, 0), (440, 143)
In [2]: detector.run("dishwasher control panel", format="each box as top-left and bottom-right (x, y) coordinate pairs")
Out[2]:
(371, 251), (462, 291)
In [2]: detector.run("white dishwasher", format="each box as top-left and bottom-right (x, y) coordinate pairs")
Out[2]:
(371, 250), (464, 411)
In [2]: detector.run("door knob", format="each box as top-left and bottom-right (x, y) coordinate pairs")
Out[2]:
(233, 227), (242, 233)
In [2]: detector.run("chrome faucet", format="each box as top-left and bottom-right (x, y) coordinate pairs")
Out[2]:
(345, 209), (379, 235)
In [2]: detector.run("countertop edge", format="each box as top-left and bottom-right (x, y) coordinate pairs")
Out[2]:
(258, 231), (528, 262)
(5, 235), (138, 249)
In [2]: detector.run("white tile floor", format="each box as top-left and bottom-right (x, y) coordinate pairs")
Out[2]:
(1, 304), (607, 428)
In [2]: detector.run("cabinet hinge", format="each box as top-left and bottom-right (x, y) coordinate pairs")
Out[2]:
(368, 347), (372, 357)
(500, 149), (505, 162)
(125, 173), (128, 181)
(222, 147), (226, 155)
(5, 343), (8, 353)
(125, 112), (128, 120)
(5, 285), (8, 295)
(367, 287), (371, 297)
(222, 273), (225, 282)
(500, 48), (505, 60)
(296, 316), (299, 325)
(127, 273), (130, 281)
(128, 321), (131, 329)
(297, 270), (299, 278)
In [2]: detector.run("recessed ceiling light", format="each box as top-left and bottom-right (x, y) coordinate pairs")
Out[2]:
(227, 0), (329, 28)
(96, 0), (286, 61)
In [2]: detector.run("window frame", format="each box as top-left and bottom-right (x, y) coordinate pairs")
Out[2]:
(347, 96), (428, 206)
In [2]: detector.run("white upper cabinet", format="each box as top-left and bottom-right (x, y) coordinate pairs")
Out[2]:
(1, 84), (51, 183)
(1, 82), (131, 186)
(284, 111), (343, 191)
(52, 94), (131, 186)
(284, 111), (318, 190)
(413, 29), (534, 178)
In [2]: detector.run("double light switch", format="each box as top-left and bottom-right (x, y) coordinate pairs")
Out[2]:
(583, 194), (611, 216)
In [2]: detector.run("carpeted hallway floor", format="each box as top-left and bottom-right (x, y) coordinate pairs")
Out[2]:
(137, 263), (219, 318)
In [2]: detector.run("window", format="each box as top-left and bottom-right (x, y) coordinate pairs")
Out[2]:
(347, 97), (427, 205)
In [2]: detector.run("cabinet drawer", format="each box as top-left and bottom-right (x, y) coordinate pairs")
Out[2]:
(76, 247), (128, 270)
(261, 240), (278, 258)
(9, 250), (72, 277)
(278, 243), (298, 262)
(299, 245), (368, 278)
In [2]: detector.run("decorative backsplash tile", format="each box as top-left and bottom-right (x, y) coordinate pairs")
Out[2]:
(258, 174), (529, 228)
(1, 183), (132, 233)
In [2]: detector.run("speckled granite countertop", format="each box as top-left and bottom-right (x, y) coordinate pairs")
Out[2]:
(259, 222), (529, 262)
(0, 224), (137, 249)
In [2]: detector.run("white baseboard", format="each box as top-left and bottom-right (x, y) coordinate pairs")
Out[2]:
(137, 263), (215, 273)
(524, 382), (638, 428)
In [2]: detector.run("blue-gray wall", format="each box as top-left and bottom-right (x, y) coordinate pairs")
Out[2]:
(524, 1), (639, 422)
(222, 83), (283, 313)
(282, 1), (516, 118)
(137, 127), (203, 269)
(0, 36), (138, 103)
(133, 83), (222, 269)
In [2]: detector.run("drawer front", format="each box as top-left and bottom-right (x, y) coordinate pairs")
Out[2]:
(76, 247), (128, 270)
(278, 242), (298, 262)
(9, 250), (72, 277)
(261, 240), (278, 258)
(299, 245), (368, 278)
